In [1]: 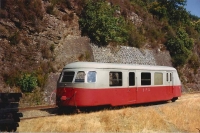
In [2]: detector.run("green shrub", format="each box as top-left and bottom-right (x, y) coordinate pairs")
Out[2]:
(79, 0), (128, 46)
(194, 20), (200, 33)
(128, 30), (145, 48)
(17, 73), (38, 93)
(148, 0), (189, 26)
(165, 27), (194, 66)
(126, 21), (145, 48)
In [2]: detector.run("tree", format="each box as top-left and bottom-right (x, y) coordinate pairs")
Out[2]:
(79, 0), (128, 46)
(149, 0), (189, 25)
(194, 20), (200, 33)
(165, 27), (194, 66)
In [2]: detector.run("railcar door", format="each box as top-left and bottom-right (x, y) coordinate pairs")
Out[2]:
(166, 72), (173, 96)
(128, 71), (137, 102)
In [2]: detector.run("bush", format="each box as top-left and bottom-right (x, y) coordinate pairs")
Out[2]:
(62, 13), (74, 22)
(3, 0), (43, 27)
(194, 20), (200, 33)
(128, 30), (145, 48)
(36, 66), (49, 88)
(46, 5), (55, 15)
(79, 0), (128, 46)
(9, 32), (21, 45)
(3, 72), (20, 88)
(17, 73), (38, 93)
(165, 27), (194, 66)
(188, 53), (200, 74)
(0, 25), (9, 38)
(20, 88), (44, 106)
(126, 21), (145, 48)
(0, 9), (8, 18)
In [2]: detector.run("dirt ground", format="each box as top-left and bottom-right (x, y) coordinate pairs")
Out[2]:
(18, 92), (200, 132)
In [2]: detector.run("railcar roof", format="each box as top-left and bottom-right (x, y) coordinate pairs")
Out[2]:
(64, 62), (176, 71)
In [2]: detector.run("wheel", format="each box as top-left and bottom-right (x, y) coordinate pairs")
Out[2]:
(57, 106), (76, 114)
(171, 97), (178, 102)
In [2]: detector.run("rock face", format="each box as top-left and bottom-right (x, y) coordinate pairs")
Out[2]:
(0, 0), (199, 104)
(0, 1), (93, 93)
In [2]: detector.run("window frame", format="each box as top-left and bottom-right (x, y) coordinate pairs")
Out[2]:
(60, 71), (75, 83)
(109, 71), (123, 86)
(75, 71), (86, 83)
(87, 71), (97, 83)
(154, 72), (163, 85)
(141, 72), (151, 86)
(129, 72), (135, 86)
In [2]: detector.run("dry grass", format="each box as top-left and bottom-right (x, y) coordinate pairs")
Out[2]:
(18, 93), (200, 132)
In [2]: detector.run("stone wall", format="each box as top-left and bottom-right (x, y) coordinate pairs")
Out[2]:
(91, 44), (172, 66)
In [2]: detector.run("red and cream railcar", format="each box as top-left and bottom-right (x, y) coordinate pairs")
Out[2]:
(56, 62), (181, 108)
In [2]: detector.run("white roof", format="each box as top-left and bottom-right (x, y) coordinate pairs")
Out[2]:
(64, 62), (176, 71)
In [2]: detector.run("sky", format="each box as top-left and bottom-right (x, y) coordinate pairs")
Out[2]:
(185, 0), (200, 17)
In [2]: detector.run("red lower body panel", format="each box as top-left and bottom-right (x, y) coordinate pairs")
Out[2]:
(56, 85), (181, 107)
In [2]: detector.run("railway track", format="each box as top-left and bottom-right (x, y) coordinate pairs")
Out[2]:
(19, 92), (200, 121)
(19, 105), (58, 120)
(19, 105), (57, 112)
(20, 114), (57, 120)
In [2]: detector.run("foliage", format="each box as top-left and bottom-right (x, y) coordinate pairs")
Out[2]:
(188, 53), (200, 74)
(79, 0), (128, 46)
(20, 88), (45, 106)
(8, 32), (21, 45)
(50, 44), (55, 53)
(17, 73), (38, 93)
(127, 22), (145, 48)
(36, 67), (49, 88)
(193, 20), (200, 33)
(46, 5), (55, 15)
(3, 72), (20, 88)
(2, 0), (43, 28)
(165, 27), (194, 66)
(130, 0), (149, 7)
(188, 13), (200, 21)
(0, 25), (9, 38)
(149, 2), (167, 20)
(149, 0), (189, 26)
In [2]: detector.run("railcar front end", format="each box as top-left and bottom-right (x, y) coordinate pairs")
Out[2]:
(56, 70), (108, 107)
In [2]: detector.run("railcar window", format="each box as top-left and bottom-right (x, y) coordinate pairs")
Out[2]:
(129, 72), (135, 86)
(61, 71), (75, 82)
(166, 73), (172, 82)
(75, 71), (85, 82)
(154, 72), (163, 85)
(87, 71), (96, 82)
(141, 72), (151, 85)
(109, 72), (122, 86)
(170, 73), (172, 81)
(166, 73), (168, 81)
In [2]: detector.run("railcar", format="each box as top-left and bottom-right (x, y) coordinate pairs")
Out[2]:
(56, 62), (181, 108)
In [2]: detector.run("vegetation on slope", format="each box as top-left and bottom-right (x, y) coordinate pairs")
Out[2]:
(79, 0), (200, 69)
(0, 0), (200, 95)
(79, 0), (128, 45)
